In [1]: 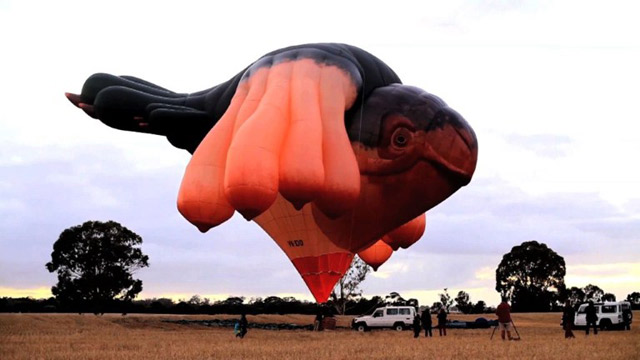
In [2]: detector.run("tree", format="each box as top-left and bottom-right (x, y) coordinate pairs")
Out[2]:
(626, 292), (640, 305)
(385, 291), (406, 306)
(564, 286), (586, 305)
(439, 288), (454, 312)
(45, 221), (149, 314)
(626, 292), (640, 310)
(330, 256), (371, 315)
(188, 295), (204, 306)
(472, 300), (486, 314)
(602, 293), (616, 302)
(582, 284), (604, 302)
(455, 290), (473, 314)
(495, 241), (566, 312)
(383, 292), (418, 307)
(220, 296), (245, 306)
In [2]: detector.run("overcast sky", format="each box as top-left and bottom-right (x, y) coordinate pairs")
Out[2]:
(1, 0), (639, 307)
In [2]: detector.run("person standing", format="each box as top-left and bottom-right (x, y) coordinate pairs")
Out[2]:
(412, 313), (421, 338)
(622, 307), (632, 331)
(495, 297), (513, 341)
(585, 301), (598, 335)
(562, 300), (576, 339)
(421, 309), (432, 337)
(314, 311), (324, 331)
(437, 308), (447, 336)
(237, 313), (248, 339)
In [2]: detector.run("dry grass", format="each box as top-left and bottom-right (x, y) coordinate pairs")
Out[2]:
(1, 312), (638, 359)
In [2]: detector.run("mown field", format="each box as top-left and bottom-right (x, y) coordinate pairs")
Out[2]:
(0, 312), (638, 359)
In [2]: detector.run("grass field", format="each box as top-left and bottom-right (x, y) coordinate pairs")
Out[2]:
(1, 312), (638, 359)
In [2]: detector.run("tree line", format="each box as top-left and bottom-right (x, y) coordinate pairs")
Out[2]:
(4, 289), (638, 315)
(32, 220), (640, 315)
(0, 292), (488, 315)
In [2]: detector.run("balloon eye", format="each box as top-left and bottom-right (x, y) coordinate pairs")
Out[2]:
(392, 128), (411, 148)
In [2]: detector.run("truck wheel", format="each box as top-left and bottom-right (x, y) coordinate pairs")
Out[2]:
(394, 323), (405, 331)
(355, 323), (368, 332)
(600, 319), (611, 330)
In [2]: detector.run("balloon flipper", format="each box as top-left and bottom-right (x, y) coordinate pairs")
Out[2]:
(195, 223), (213, 233)
(358, 239), (393, 270)
(291, 200), (308, 211)
(65, 92), (83, 107)
(239, 208), (262, 221)
(78, 103), (97, 118)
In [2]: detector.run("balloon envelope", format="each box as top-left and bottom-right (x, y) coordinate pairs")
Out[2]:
(357, 240), (393, 271)
(65, 44), (478, 304)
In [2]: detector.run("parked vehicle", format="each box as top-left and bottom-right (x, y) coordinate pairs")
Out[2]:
(351, 306), (416, 331)
(574, 301), (632, 330)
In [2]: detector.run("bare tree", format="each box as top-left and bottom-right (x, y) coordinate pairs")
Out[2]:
(439, 288), (454, 312)
(330, 256), (371, 315)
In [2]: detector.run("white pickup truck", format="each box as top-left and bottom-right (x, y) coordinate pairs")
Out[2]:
(574, 301), (632, 330)
(351, 306), (416, 331)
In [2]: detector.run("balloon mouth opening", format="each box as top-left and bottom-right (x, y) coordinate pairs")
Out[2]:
(421, 139), (477, 186)
(291, 253), (354, 303)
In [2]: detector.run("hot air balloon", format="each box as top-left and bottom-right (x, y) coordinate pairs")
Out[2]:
(358, 240), (393, 271)
(66, 43), (478, 302)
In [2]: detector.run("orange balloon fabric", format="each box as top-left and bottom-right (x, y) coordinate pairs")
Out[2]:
(357, 240), (393, 271)
(254, 195), (354, 302)
(178, 60), (359, 230)
(382, 213), (426, 251)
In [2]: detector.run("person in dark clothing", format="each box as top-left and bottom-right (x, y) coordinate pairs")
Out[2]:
(437, 308), (447, 336)
(421, 309), (432, 337)
(237, 313), (248, 339)
(622, 308), (632, 330)
(585, 301), (598, 335)
(561, 300), (576, 339)
(314, 312), (324, 331)
(412, 313), (421, 338)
